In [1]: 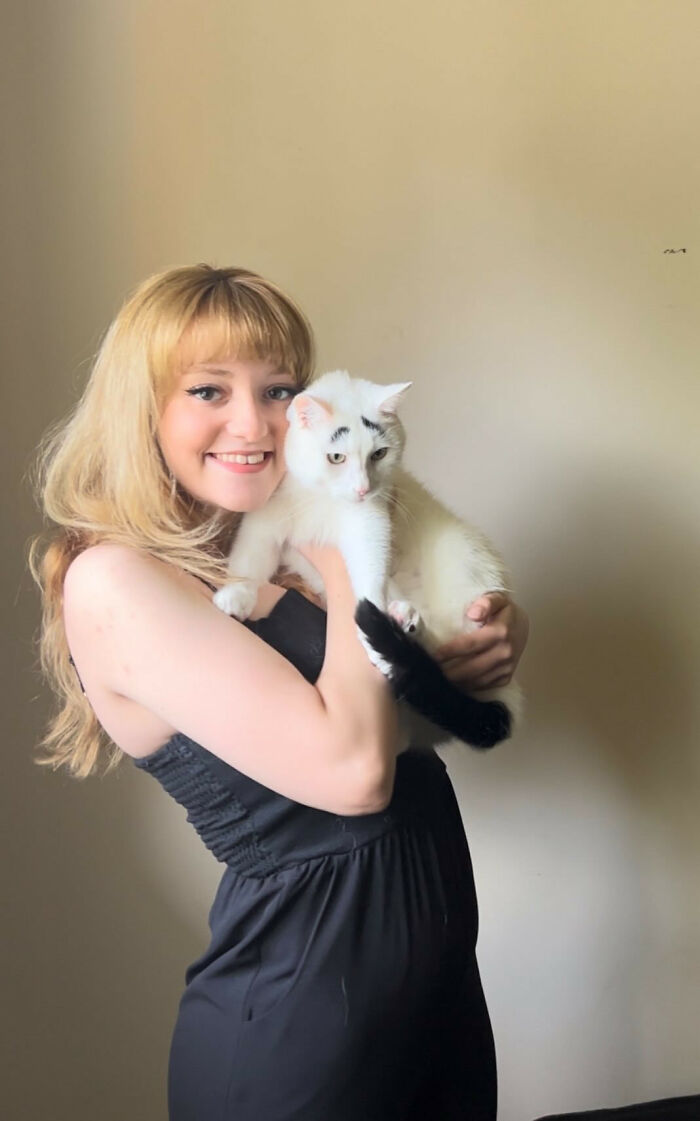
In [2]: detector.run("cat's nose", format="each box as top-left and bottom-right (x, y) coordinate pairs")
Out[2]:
(355, 486), (369, 499)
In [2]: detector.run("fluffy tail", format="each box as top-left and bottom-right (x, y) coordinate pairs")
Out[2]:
(355, 599), (511, 750)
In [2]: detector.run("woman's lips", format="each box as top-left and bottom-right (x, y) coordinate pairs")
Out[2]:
(207, 451), (272, 474)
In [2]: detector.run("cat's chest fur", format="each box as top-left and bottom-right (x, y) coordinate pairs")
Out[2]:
(272, 479), (386, 540)
(272, 465), (506, 652)
(386, 468), (507, 648)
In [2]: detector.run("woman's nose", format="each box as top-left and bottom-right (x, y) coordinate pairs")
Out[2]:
(225, 391), (269, 443)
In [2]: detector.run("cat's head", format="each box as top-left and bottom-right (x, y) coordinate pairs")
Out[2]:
(284, 369), (410, 501)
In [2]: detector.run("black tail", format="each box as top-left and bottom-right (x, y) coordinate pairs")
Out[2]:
(355, 599), (511, 750)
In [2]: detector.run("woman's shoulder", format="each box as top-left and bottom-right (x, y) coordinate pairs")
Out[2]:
(66, 541), (171, 586)
(64, 543), (207, 614)
(62, 546), (191, 758)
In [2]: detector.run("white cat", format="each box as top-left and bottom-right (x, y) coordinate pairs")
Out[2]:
(214, 370), (521, 748)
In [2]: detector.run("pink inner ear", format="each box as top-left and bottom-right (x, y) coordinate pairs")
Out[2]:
(294, 394), (333, 428)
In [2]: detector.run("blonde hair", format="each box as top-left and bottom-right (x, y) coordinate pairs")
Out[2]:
(30, 264), (315, 777)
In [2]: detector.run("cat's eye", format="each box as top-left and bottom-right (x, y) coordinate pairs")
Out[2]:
(327, 452), (346, 465)
(371, 447), (388, 461)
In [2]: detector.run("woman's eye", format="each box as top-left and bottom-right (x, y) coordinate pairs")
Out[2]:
(186, 384), (222, 403)
(371, 447), (388, 461)
(266, 385), (296, 401)
(327, 452), (346, 465)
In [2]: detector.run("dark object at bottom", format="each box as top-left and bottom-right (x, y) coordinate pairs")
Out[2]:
(355, 598), (511, 748)
(535, 1092), (700, 1120)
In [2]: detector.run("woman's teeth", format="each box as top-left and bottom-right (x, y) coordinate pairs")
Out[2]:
(215, 452), (267, 464)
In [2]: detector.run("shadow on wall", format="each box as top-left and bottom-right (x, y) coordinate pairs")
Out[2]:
(527, 464), (699, 867)
(8, 690), (201, 1121)
(447, 457), (700, 1111)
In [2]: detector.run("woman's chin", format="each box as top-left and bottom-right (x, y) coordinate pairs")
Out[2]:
(214, 478), (283, 514)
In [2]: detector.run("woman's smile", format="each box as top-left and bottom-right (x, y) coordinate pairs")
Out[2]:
(207, 450), (274, 473)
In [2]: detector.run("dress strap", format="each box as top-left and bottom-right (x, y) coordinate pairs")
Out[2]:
(197, 577), (218, 593)
(68, 654), (86, 694)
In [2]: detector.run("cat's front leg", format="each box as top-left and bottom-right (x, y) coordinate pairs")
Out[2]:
(341, 505), (394, 675)
(281, 544), (327, 600)
(213, 580), (260, 620)
(339, 504), (391, 611)
(213, 512), (284, 620)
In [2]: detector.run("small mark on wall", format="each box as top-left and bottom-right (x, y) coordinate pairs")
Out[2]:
(663, 248), (687, 254)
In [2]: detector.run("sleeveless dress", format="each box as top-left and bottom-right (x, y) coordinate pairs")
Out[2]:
(134, 588), (497, 1121)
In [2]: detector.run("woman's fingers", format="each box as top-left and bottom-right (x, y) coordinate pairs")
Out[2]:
(439, 645), (515, 689)
(465, 591), (510, 624)
(435, 612), (515, 690)
(430, 595), (528, 693)
(435, 623), (508, 663)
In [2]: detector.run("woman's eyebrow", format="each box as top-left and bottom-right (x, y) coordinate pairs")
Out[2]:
(262, 369), (296, 382)
(188, 365), (233, 377)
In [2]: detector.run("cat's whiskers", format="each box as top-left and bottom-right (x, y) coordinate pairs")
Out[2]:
(387, 491), (416, 527)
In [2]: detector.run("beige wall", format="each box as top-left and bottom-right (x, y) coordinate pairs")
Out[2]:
(5, 2), (700, 1118)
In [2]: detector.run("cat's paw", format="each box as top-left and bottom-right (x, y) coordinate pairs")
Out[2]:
(212, 581), (258, 620)
(388, 600), (422, 636)
(356, 626), (394, 679)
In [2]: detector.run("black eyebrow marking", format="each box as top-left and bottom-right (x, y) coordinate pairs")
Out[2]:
(361, 415), (384, 434)
(330, 426), (350, 442)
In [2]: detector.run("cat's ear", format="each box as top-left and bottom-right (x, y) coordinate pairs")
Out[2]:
(289, 393), (333, 429)
(376, 382), (412, 416)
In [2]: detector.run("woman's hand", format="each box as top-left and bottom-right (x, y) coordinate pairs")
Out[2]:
(433, 592), (529, 692)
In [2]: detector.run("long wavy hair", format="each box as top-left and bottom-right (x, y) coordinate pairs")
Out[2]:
(30, 264), (315, 777)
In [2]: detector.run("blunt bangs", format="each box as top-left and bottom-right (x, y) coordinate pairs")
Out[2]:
(153, 270), (314, 400)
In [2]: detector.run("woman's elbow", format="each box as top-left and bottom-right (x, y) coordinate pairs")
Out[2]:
(340, 750), (396, 816)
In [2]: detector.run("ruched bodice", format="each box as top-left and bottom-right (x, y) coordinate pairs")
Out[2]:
(134, 588), (496, 1121)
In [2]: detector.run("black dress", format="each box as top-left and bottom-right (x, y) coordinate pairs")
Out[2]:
(134, 588), (497, 1121)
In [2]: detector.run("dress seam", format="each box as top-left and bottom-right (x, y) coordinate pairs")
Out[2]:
(219, 818), (422, 880)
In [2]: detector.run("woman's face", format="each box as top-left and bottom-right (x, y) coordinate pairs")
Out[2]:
(158, 354), (299, 512)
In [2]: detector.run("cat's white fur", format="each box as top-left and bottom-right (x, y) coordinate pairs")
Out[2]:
(214, 369), (522, 734)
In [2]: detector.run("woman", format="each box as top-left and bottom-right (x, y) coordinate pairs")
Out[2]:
(32, 264), (528, 1120)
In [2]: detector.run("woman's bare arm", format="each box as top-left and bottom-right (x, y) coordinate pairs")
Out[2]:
(63, 543), (399, 815)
